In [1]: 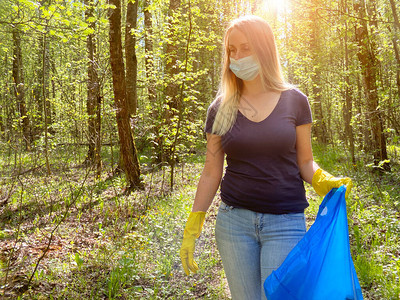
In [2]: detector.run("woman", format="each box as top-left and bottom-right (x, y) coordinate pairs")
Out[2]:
(180, 15), (352, 300)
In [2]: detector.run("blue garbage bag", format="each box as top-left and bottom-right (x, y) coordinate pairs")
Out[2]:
(264, 186), (363, 300)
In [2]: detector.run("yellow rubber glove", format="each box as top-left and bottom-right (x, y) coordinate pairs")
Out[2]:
(180, 211), (206, 275)
(312, 168), (353, 199)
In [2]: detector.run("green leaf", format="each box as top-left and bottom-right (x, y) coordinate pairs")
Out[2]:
(75, 253), (84, 270)
(83, 28), (95, 35)
(87, 16), (96, 23)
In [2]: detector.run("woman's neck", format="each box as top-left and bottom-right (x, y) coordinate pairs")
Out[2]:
(241, 75), (268, 96)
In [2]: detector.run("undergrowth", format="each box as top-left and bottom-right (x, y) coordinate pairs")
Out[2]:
(0, 142), (399, 299)
(311, 142), (400, 300)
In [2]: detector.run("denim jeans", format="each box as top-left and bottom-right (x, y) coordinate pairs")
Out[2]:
(215, 202), (306, 300)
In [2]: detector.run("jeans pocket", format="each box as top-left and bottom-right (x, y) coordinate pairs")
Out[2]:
(281, 213), (306, 232)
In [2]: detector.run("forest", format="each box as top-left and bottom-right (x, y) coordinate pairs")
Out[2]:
(0, 0), (399, 298)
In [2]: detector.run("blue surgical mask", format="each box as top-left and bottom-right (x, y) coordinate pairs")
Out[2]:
(229, 55), (260, 81)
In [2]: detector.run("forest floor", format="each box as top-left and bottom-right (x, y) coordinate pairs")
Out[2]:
(0, 143), (399, 299)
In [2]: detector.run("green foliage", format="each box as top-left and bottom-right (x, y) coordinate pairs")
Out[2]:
(311, 142), (400, 299)
(1, 0), (397, 171)
(106, 254), (138, 299)
(0, 143), (400, 298)
(74, 253), (84, 271)
(0, 0), (400, 298)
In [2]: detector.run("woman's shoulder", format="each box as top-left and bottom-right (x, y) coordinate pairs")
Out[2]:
(283, 88), (308, 101)
(207, 96), (222, 113)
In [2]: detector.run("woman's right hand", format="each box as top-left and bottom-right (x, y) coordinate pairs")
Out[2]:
(180, 211), (206, 275)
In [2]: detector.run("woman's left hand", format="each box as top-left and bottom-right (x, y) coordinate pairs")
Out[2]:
(312, 168), (352, 199)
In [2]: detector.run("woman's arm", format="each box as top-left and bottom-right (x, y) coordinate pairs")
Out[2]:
(296, 123), (319, 184)
(180, 133), (224, 275)
(296, 123), (353, 198)
(192, 133), (225, 212)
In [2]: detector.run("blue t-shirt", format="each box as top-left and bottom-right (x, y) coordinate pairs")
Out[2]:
(205, 89), (312, 214)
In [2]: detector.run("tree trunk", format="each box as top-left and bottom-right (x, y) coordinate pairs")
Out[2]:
(164, 0), (181, 165)
(165, 0), (181, 113)
(35, 1), (52, 141)
(144, 0), (156, 104)
(354, 0), (389, 168)
(341, 0), (355, 163)
(42, 30), (51, 175)
(144, 0), (162, 163)
(109, 0), (141, 190)
(309, 0), (328, 144)
(12, 27), (31, 151)
(392, 37), (400, 100)
(85, 0), (102, 176)
(32, 35), (51, 139)
(125, 0), (138, 116)
(388, 0), (400, 101)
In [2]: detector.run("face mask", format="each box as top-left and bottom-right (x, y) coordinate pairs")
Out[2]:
(229, 55), (260, 81)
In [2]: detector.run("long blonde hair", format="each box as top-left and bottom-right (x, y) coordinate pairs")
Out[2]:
(212, 15), (292, 136)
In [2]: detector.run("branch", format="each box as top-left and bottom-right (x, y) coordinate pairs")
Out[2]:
(290, 0), (397, 26)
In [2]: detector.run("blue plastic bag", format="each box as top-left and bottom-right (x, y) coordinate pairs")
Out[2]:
(264, 186), (363, 300)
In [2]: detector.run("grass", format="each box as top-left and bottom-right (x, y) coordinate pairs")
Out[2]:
(311, 142), (400, 300)
(0, 144), (228, 299)
(0, 141), (399, 299)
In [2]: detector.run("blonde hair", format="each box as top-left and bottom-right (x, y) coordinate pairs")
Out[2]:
(212, 15), (292, 136)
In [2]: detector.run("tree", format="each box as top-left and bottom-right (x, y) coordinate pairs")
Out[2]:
(143, 0), (156, 106)
(41, 18), (51, 175)
(12, 26), (31, 150)
(340, 0), (355, 163)
(109, 0), (142, 190)
(354, 0), (389, 168)
(309, 0), (328, 144)
(85, 0), (102, 177)
(125, 0), (139, 117)
(388, 0), (400, 134)
(389, 0), (400, 97)
(163, 0), (181, 166)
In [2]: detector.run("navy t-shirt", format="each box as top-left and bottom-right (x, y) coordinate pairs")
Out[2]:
(205, 89), (312, 214)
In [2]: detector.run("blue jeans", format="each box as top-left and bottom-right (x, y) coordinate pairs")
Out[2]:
(215, 202), (306, 300)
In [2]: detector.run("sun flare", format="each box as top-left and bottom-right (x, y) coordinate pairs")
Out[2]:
(262, 0), (288, 14)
